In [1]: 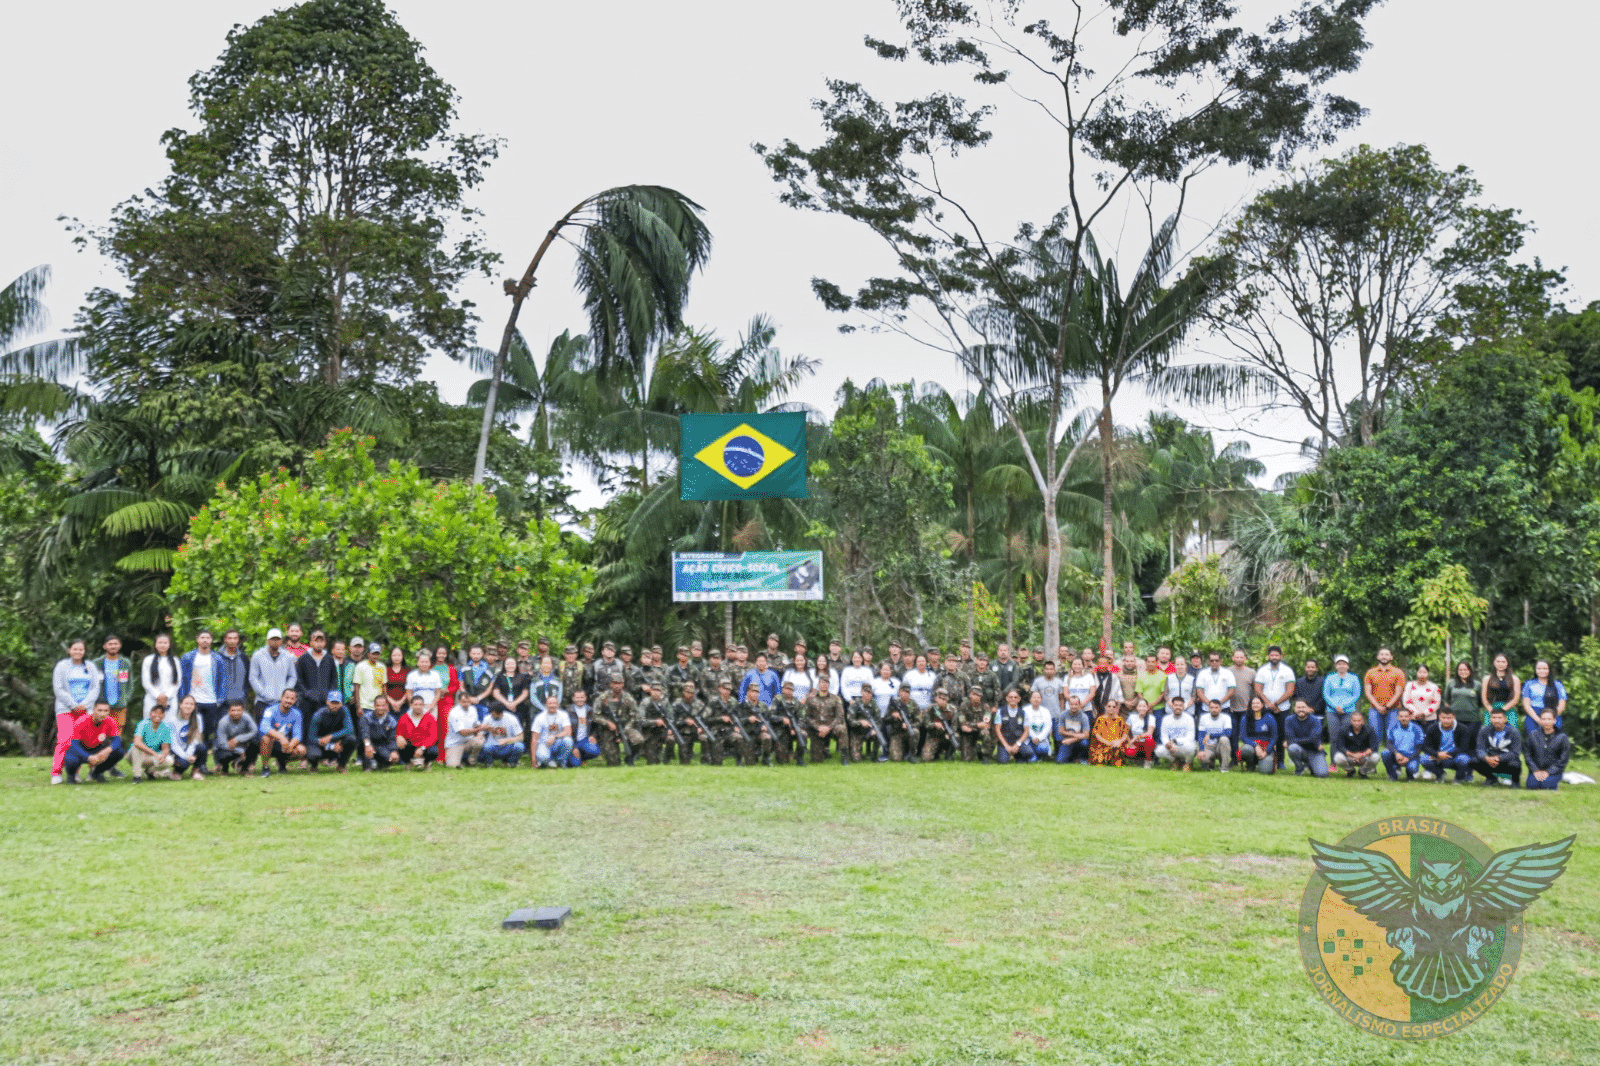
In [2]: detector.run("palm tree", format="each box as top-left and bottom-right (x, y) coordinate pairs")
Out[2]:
(0, 265), (82, 426)
(1062, 219), (1238, 647)
(473, 186), (712, 483)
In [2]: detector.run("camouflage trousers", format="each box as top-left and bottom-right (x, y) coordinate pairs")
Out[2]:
(596, 722), (646, 766)
(958, 723), (994, 762)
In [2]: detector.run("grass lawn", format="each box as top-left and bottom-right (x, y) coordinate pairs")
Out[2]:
(2, 755), (1597, 1065)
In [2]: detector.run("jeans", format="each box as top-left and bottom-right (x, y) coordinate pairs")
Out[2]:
(1287, 743), (1328, 778)
(536, 736), (574, 767)
(363, 742), (397, 770)
(567, 736), (600, 767)
(998, 740), (1044, 763)
(195, 703), (224, 747)
(1525, 770), (1561, 790)
(1238, 744), (1276, 774)
(213, 739), (258, 770)
(1053, 738), (1088, 764)
(480, 740), (526, 767)
(63, 738), (124, 778)
(174, 743), (207, 774)
(1382, 749), (1421, 780)
(1325, 710), (1354, 742)
(1422, 752), (1472, 782)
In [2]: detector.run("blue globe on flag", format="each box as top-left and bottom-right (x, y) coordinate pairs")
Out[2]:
(723, 435), (766, 478)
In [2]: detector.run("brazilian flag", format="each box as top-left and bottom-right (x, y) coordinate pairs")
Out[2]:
(680, 413), (807, 501)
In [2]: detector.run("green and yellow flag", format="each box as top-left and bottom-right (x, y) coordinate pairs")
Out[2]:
(680, 413), (807, 501)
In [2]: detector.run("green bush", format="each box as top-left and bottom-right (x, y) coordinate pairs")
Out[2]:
(169, 430), (591, 650)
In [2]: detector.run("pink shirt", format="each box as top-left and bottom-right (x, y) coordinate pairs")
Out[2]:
(1401, 681), (1441, 722)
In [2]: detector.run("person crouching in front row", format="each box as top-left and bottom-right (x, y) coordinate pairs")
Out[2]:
(258, 687), (305, 776)
(169, 696), (207, 779)
(359, 694), (400, 770)
(479, 702), (526, 767)
(1156, 695), (1197, 770)
(531, 694), (574, 768)
(63, 700), (125, 784)
(395, 694), (439, 769)
(306, 690), (355, 772)
(130, 703), (180, 780)
(212, 702), (259, 774)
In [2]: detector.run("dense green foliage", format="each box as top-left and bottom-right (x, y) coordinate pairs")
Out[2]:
(168, 431), (589, 649)
(2, 760), (1595, 1063)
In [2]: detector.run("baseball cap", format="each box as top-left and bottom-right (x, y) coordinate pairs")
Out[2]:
(326, 690), (344, 703)
(368, 643), (381, 655)
(267, 627), (284, 639)
(1333, 653), (1350, 664)
(350, 636), (365, 646)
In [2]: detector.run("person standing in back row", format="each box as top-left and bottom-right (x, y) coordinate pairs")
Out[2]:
(1322, 655), (1360, 740)
(179, 631), (226, 750)
(1363, 647), (1405, 737)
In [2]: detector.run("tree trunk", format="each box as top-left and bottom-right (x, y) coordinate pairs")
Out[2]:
(965, 492), (977, 649)
(474, 197), (592, 484)
(0, 718), (40, 757)
(1591, 594), (1598, 639)
(1445, 631), (1453, 671)
(1043, 489), (1062, 656)
(1168, 529), (1177, 632)
(1522, 597), (1530, 629)
(1099, 394), (1116, 649)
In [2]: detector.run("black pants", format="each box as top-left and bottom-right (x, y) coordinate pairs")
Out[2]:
(196, 703), (224, 748)
(213, 740), (258, 771)
(307, 739), (352, 768)
(362, 742), (397, 770)
(1471, 754), (1521, 785)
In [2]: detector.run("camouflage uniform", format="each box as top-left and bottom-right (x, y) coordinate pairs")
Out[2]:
(958, 692), (995, 761)
(921, 694), (959, 762)
(666, 661), (699, 700)
(639, 662), (667, 703)
(558, 658), (586, 706)
(846, 695), (882, 761)
(768, 693), (807, 764)
(884, 695), (921, 761)
(704, 695), (752, 765)
(595, 689), (642, 766)
(671, 695), (717, 765)
(736, 698), (777, 765)
(622, 660), (646, 701)
(592, 656), (626, 696)
(803, 690), (847, 764)
(636, 695), (674, 764)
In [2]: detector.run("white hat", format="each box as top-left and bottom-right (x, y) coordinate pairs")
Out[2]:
(1333, 653), (1349, 664)
(267, 627), (284, 639)
(350, 636), (367, 645)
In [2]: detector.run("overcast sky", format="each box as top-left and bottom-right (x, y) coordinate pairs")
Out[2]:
(4, 1), (1596, 492)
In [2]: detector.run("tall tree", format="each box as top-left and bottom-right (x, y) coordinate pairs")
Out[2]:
(759, 0), (1381, 653)
(86, 0), (498, 385)
(1212, 143), (1564, 452)
(473, 186), (711, 484)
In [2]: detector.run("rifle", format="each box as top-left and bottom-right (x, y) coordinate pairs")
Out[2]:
(771, 701), (806, 765)
(687, 714), (717, 763)
(887, 704), (920, 754)
(598, 705), (633, 761)
(658, 709), (686, 751)
(860, 703), (890, 755)
(932, 709), (961, 758)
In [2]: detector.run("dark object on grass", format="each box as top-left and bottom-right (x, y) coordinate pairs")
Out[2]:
(503, 906), (572, 930)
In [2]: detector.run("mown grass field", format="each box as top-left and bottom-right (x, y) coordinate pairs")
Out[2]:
(2, 755), (1596, 1065)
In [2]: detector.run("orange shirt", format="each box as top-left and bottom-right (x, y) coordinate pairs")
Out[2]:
(1364, 664), (1405, 709)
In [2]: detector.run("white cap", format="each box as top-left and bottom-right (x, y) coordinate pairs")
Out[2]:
(350, 636), (367, 645)
(267, 627), (284, 639)
(1333, 653), (1349, 664)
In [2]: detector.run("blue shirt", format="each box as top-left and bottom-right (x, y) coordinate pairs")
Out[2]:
(1322, 672), (1361, 714)
(740, 668), (781, 705)
(1520, 679), (1566, 711)
(261, 706), (303, 743)
(1386, 721), (1424, 756)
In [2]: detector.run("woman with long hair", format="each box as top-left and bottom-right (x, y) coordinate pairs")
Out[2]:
(142, 633), (181, 720)
(1443, 660), (1478, 718)
(384, 646), (410, 708)
(1401, 663), (1442, 728)
(50, 639), (102, 785)
(1480, 653), (1521, 731)
(1237, 695), (1278, 774)
(1521, 659), (1567, 736)
(816, 654), (841, 700)
(492, 655), (531, 734)
(1088, 695), (1131, 766)
(783, 652), (815, 702)
(1123, 696), (1158, 768)
(170, 694), (206, 779)
(432, 644), (460, 718)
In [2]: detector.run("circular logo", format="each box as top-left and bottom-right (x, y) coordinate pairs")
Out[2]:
(722, 435), (766, 477)
(1298, 818), (1572, 1041)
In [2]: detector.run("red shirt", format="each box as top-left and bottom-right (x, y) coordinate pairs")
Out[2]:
(73, 714), (120, 748)
(397, 710), (438, 748)
(284, 641), (308, 657)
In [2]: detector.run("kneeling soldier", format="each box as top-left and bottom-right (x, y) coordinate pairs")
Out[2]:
(804, 675), (847, 764)
(959, 686), (994, 762)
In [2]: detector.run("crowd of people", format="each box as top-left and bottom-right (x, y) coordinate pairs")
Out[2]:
(47, 627), (1575, 790)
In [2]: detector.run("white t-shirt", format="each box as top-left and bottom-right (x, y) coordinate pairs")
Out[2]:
(1064, 673), (1095, 710)
(531, 709), (571, 745)
(1198, 711), (1234, 742)
(782, 668), (815, 702)
(1196, 668), (1237, 705)
(903, 669), (937, 709)
(446, 704), (482, 748)
(190, 655), (216, 705)
(1024, 705), (1053, 743)
(1126, 711), (1152, 738)
(481, 711), (523, 744)
(568, 703), (590, 741)
(839, 665), (873, 701)
(1255, 662), (1296, 711)
(1160, 712), (1197, 748)
(870, 675), (898, 711)
(406, 668), (441, 710)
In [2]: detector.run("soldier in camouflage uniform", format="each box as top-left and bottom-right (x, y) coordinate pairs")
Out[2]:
(595, 675), (643, 767)
(592, 642), (625, 696)
(640, 647), (667, 703)
(558, 645), (586, 708)
(704, 679), (750, 765)
(845, 685), (885, 762)
(666, 646), (698, 700)
(803, 674), (847, 764)
(618, 646), (644, 701)
(971, 651), (1000, 707)
(636, 680), (675, 765)
(886, 641), (905, 679)
(688, 640), (705, 685)
(738, 686), (777, 766)
(958, 685), (995, 762)
(670, 681), (715, 765)
(921, 688), (959, 762)
(769, 680), (807, 765)
(884, 683), (921, 762)
(701, 650), (736, 709)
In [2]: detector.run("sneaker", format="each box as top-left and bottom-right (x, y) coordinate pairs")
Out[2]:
(108, 768), (127, 779)
(1418, 770), (1435, 782)
(1220, 768), (1230, 774)
(192, 770), (205, 780)
(259, 768), (272, 778)
(65, 774), (80, 784)
(50, 773), (63, 785)
(1181, 763), (1192, 772)
(1143, 759), (1153, 770)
